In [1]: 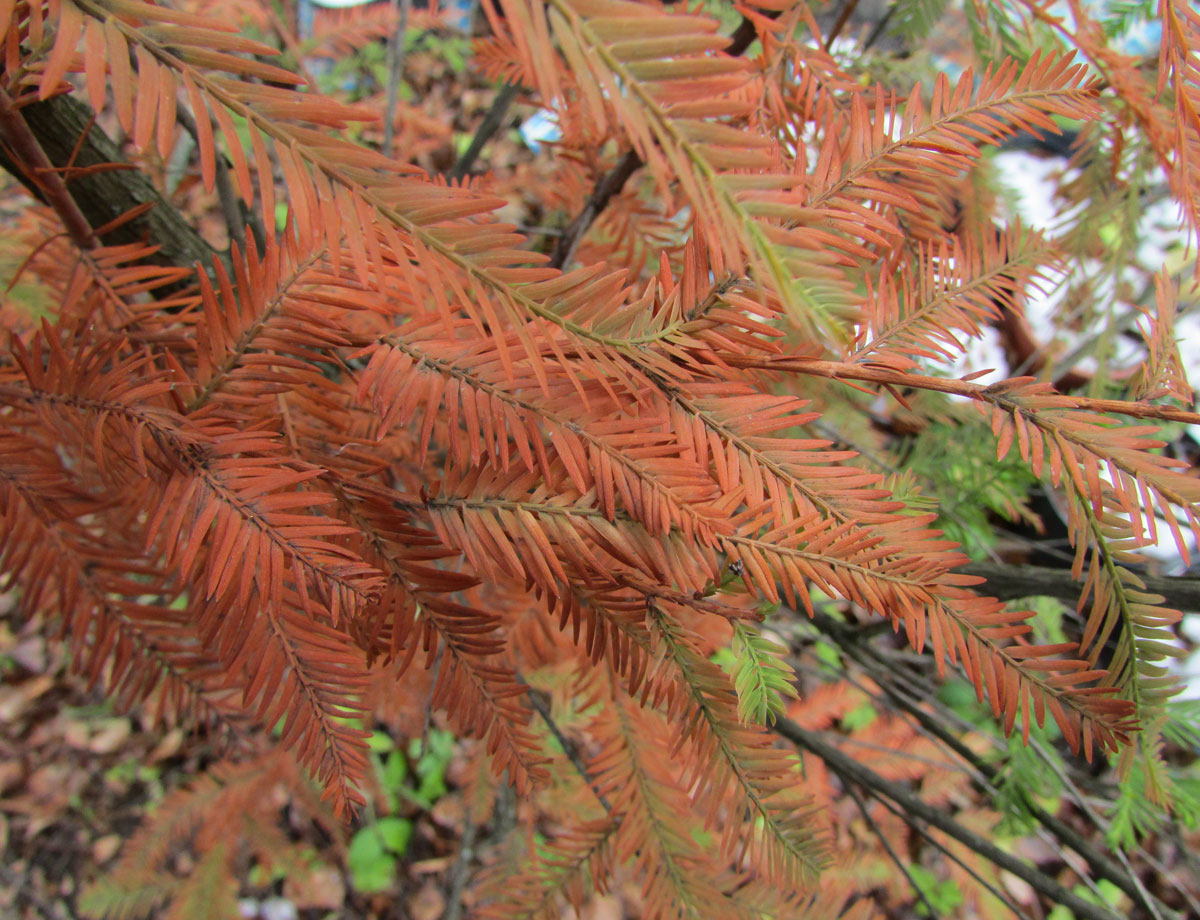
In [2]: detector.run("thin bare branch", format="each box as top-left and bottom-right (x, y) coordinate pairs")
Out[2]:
(775, 717), (1124, 920)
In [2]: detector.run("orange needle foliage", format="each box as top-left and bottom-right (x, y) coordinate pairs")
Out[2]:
(0, 0), (1197, 916)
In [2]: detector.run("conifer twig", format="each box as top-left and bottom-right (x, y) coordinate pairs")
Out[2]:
(549, 149), (641, 269)
(862, 7), (897, 50)
(443, 815), (477, 920)
(726, 355), (1200, 425)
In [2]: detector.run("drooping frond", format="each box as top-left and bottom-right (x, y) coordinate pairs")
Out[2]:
(589, 684), (807, 919)
(1052, 477), (1187, 800)
(78, 753), (332, 920)
(0, 322), (380, 812)
(0, 427), (238, 730)
(424, 604), (550, 793)
(851, 223), (1059, 367)
(648, 609), (829, 893)
(1130, 272), (1193, 403)
(32, 0), (669, 391)
(980, 381), (1200, 558)
(945, 375), (1195, 762)
(473, 819), (618, 918)
(487, 0), (857, 342)
(730, 620), (800, 727)
(1033, 0), (1200, 264)
(805, 51), (1101, 251)
(1156, 0), (1200, 258)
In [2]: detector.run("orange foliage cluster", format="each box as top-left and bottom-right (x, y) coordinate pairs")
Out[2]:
(0, 0), (1198, 915)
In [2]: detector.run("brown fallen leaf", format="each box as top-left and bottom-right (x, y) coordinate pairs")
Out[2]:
(0, 759), (26, 796)
(63, 717), (91, 749)
(408, 879), (446, 920)
(283, 863), (345, 910)
(87, 718), (131, 754)
(92, 833), (123, 864)
(148, 728), (184, 762)
(582, 895), (625, 920)
(0, 674), (54, 722)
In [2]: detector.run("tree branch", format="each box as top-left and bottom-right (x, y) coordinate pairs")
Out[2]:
(774, 716), (1126, 920)
(0, 88), (97, 250)
(856, 776), (1034, 917)
(519, 675), (610, 812)
(0, 93), (219, 275)
(174, 103), (250, 252)
(823, 0), (861, 51)
(448, 81), (521, 182)
(382, 0), (412, 160)
(806, 608), (1172, 916)
(962, 561), (1200, 612)
(842, 780), (943, 917)
(549, 148), (641, 269)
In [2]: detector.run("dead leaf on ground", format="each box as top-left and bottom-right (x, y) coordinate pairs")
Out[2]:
(284, 863), (345, 910)
(91, 834), (122, 864)
(0, 674), (54, 722)
(87, 718), (131, 754)
(408, 879), (445, 920)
